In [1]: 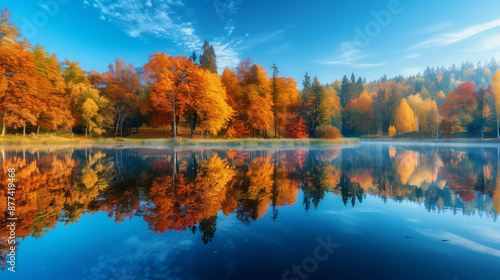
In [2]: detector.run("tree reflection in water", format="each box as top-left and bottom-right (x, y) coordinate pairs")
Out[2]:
(1, 144), (499, 267)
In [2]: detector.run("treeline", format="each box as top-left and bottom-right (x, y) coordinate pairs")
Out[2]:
(2, 8), (500, 139)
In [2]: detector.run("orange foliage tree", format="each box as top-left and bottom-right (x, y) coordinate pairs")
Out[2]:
(0, 10), (42, 136)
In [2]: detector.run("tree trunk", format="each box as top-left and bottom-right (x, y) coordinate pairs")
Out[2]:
(2, 123), (5, 136)
(189, 115), (194, 139)
(23, 126), (25, 137)
(85, 129), (88, 138)
(37, 126), (40, 135)
(173, 96), (177, 139)
(497, 121), (499, 139)
(201, 129), (203, 139)
(115, 120), (120, 138)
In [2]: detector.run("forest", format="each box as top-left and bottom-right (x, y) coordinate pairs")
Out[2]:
(3, 8), (500, 140)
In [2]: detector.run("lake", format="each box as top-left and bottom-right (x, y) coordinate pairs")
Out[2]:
(1, 142), (499, 280)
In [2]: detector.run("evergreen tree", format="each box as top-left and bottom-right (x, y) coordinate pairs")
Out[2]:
(356, 76), (364, 97)
(339, 75), (350, 108)
(272, 63), (279, 137)
(374, 89), (386, 135)
(302, 71), (311, 89)
(189, 51), (197, 64)
(200, 40), (217, 73)
(309, 77), (330, 135)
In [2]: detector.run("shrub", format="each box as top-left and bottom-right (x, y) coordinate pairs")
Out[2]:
(285, 117), (308, 138)
(315, 125), (341, 139)
(388, 125), (397, 137)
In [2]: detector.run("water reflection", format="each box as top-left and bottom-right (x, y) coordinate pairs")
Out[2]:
(1, 144), (499, 268)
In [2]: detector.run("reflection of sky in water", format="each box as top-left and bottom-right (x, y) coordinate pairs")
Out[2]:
(1, 143), (500, 279)
(5, 193), (500, 280)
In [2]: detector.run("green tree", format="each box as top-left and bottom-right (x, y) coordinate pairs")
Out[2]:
(272, 63), (279, 137)
(200, 40), (217, 73)
(308, 77), (330, 135)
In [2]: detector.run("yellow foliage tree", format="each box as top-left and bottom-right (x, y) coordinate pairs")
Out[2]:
(491, 71), (500, 138)
(195, 69), (234, 135)
(388, 125), (396, 137)
(395, 98), (417, 135)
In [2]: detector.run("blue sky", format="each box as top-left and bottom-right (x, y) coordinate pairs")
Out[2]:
(6, 0), (500, 84)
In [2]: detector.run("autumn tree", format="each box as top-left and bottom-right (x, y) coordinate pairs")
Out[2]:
(144, 53), (198, 138)
(0, 9), (42, 136)
(492, 71), (500, 138)
(70, 82), (114, 137)
(285, 117), (308, 138)
(274, 75), (300, 137)
(344, 91), (375, 136)
(439, 82), (476, 135)
(232, 60), (273, 137)
(32, 45), (73, 133)
(194, 69), (233, 136)
(221, 67), (248, 137)
(99, 58), (140, 137)
(395, 98), (417, 136)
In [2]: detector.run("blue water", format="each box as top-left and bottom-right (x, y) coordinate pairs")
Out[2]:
(1, 143), (499, 279)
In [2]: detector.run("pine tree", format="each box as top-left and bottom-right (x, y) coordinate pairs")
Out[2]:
(339, 75), (350, 108)
(200, 40), (217, 73)
(189, 51), (197, 64)
(356, 76), (364, 98)
(309, 77), (330, 135)
(271, 63), (279, 137)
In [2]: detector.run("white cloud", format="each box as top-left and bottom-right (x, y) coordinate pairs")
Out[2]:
(413, 21), (453, 35)
(404, 53), (421, 59)
(212, 39), (241, 70)
(318, 47), (385, 68)
(85, 0), (202, 51)
(468, 33), (500, 53)
(417, 230), (500, 258)
(410, 18), (500, 50)
(85, 0), (245, 70)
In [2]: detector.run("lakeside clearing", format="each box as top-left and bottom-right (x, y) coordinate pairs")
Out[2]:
(0, 135), (360, 147)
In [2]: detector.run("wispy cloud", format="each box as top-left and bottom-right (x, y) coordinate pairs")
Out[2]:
(417, 230), (500, 258)
(85, 0), (243, 70)
(467, 33), (500, 53)
(413, 21), (453, 35)
(212, 39), (241, 69)
(266, 43), (291, 55)
(404, 53), (421, 59)
(410, 18), (500, 50)
(318, 47), (385, 68)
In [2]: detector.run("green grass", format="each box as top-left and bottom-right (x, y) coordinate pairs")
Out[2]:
(0, 134), (360, 147)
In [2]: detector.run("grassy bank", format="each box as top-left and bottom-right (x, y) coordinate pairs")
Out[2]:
(361, 136), (500, 144)
(0, 134), (360, 147)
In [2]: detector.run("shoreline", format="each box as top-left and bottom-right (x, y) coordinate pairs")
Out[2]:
(361, 137), (500, 147)
(0, 136), (360, 148)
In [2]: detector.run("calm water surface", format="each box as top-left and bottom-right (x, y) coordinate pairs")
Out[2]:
(1, 143), (499, 280)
